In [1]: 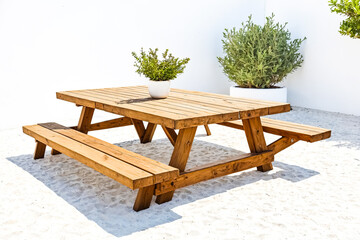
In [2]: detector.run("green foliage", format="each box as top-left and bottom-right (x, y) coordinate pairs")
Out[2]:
(132, 48), (190, 81)
(217, 14), (306, 88)
(329, 0), (360, 39)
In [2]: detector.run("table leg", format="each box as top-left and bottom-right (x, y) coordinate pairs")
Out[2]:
(204, 124), (211, 136)
(161, 125), (178, 146)
(242, 117), (273, 172)
(51, 106), (94, 155)
(131, 119), (157, 143)
(77, 106), (95, 134)
(141, 123), (157, 143)
(156, 126), (197, 204)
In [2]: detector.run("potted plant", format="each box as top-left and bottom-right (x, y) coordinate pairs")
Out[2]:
(329, 0), (360, 39)
(217, 14), (306, 102)
(132, 48), (190, 99)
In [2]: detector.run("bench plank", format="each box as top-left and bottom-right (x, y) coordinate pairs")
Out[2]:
(23, 124), (156, 189)
(218, 118), (331, 143)
(38, 122), (178, 183)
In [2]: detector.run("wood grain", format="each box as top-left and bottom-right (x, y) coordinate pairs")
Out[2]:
(23, 124), (176, 189)
(88, 117), (133, 131)
(204, 124), (211, 136)
(141, 123), (157, 143)
(156, 126), (197, 204)
(34, 140), (46, 159)
(56, 86), (291, 129)
(155, 151), (274, 195)
(218, 118), (331, 143)
(133, 185), (155, 211)
(77, 106), (95, 134)
(242, 117), (273, 172)
(131, 119), (146, 142)
(161, 125), (177, 146)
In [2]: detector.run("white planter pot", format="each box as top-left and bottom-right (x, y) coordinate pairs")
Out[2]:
(148, 80), (171, 99)
(230, 86), (287, 103)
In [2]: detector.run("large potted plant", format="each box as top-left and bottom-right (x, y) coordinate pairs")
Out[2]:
(218, 14), (306, 102)
(132, 48), (190, 99)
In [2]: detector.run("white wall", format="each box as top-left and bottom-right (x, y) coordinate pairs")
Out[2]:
(0, 0), (265, 130)
(2, 0), (358, 131)
(265, 0), (360, 116)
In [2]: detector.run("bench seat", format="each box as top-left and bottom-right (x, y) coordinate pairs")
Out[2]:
(22, 122), (179, 190)
(218, 118), (331, 142)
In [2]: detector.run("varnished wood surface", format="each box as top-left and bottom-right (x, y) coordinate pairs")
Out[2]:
(155, 126), (197, 204)
(155, 151), (274, 195)
(218, 118), (331, 143)
(23, 123), (179, 190)
(242, 117), (273, 172)
(57, 86), (291, 129)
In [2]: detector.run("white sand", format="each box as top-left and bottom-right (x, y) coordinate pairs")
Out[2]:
(0, 107), (359, 240)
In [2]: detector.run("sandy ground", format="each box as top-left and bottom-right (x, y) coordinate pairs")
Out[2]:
(0, 107), (359, 240)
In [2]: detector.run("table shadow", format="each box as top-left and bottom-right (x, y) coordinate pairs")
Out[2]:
(7, 138), (319, 237)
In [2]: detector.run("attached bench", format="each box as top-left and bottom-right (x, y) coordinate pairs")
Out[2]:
(218, 118), (331, 143)
(22, 122), (179, 211)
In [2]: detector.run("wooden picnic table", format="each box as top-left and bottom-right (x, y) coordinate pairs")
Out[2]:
(23, 85), (331, 211)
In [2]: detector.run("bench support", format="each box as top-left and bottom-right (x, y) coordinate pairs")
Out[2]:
(133, 185), (155, 211)
(156, 126), (197, 204)
(242, 117), (273, 172)
(34, 140), (46, 159)
(51, 106), (95, 155)
(155, 151), (274, 195)
(88, 117), (133, 131)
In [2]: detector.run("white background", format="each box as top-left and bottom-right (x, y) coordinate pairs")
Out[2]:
(0, 0), (358, 130)
(265, 0), (360, 116)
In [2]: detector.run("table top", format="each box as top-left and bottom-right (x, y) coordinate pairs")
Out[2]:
(57, 85), (291, 129)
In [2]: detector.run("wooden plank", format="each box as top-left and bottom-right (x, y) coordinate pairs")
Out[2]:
(133, 185), (155, 211)
(77, 106), (95, 134)
(23, 125), (155, 189)
(34, 140), (46, 159)
(204, 125), (211, 136)
(89, 89), (222, 117)
(94, 88), (238, 116)
(242, 117), (273, 172)
(116, 86), (283, 113)
(267, 137), (298, 154)
(38, 122), (179, 183)
(67, 90), (189, 119)
(57, 91), (177, 128)
(171, 87), (290, 110)
(168, 89), (290, 118)
(218, 118), (331, 143)
(131, 119), (146, 142)
(51, 105), (94, 155)
(155, 151), (274, 195)
(161, 125), (177, 146)
(88, 117), (133, 131)
(141, 123), (157, 143)
(78, 89), (241, 128)
(156, 126), (197, 204)
(57, 86), (291, 129)
(51, 149), (61, 155)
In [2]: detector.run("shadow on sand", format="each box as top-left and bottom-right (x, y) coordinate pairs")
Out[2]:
(7, 137), (319, 237)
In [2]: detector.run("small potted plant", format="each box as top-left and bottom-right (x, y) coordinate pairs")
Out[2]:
(132, 48), (190, 99)
(218, 14), (306, 102)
